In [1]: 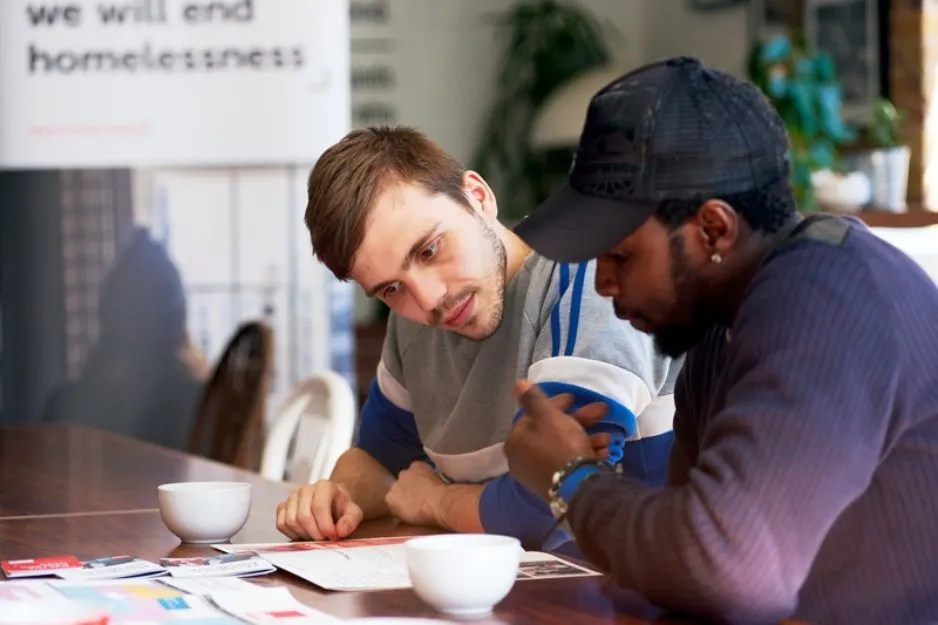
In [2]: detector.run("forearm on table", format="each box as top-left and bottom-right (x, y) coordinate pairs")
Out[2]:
(566, 401), (887, 624)
(567, 470), (802, 623)
(330, 447), (395, 519)
(432, 483), (484, 533)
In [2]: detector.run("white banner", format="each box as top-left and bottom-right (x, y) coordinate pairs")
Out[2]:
(0, 0), (350, 168)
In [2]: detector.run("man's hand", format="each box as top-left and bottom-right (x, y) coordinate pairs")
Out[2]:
(542, 392), (613, 460)
(385, 461), (448, 526)
(381, 390), (612, 528)
(505, 381), (607, 500)
(276, 480), (363, 541)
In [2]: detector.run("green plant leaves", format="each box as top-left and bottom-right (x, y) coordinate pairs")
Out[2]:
(813, 51), (837, 82)
(471, 0), (612, 221)
(788, 81), (817, 137)
(817, 84), (855, 143)
(869, 98), (905, 148)
(759, 35), (791, 64)
(748, 34), (854, 211)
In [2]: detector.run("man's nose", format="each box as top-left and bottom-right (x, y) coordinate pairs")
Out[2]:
(595, 256), (619, 297)
(409, 275), (446, 314)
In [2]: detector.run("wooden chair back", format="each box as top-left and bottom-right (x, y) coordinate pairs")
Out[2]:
(187, 320), (273, 471)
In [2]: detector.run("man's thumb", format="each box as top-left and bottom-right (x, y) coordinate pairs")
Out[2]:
(515, 380), (552, 417)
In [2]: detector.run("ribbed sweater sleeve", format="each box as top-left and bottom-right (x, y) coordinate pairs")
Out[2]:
(665, 369), (697, 486)
(566, 243), (901, 624)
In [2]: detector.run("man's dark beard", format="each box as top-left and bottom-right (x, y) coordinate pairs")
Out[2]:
(651, 233), (718, 358)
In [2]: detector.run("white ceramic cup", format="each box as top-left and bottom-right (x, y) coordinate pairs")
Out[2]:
(157, 481), (251, 544)
(404, 534), (521, 618)
(0, 602), (109, 625)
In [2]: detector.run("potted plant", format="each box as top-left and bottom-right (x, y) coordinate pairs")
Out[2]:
(747, 34), (857, 211)
(858, 98), (910, 212)
(471, 0), (613, 223)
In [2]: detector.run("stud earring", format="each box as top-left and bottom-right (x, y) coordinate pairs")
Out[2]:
(710, 253), (723, 264)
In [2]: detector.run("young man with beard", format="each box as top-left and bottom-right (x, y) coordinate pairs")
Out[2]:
(274, 126), (680, 554)
(504, 56), (938, 624)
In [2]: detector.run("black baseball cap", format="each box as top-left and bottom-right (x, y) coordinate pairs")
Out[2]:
(515, 56), (790, 262)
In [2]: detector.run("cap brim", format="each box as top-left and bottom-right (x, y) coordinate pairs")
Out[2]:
(513, 184), (655, 262)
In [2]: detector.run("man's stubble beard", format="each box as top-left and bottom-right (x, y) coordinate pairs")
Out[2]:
(466, 218), (508, 340)
(651, 233), (718, 358)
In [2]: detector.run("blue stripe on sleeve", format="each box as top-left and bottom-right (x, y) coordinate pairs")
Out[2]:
(550, 263), (572, 358)
(355, 377), (427, 476)
(564, 262), (588, 356)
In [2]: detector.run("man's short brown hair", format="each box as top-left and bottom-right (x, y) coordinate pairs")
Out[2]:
(305, 126), (470, 280)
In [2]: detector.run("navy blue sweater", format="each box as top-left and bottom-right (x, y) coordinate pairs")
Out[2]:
(568, 215), (938, 624)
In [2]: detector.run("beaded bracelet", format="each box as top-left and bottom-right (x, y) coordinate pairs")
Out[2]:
(540, 457), (615, 548)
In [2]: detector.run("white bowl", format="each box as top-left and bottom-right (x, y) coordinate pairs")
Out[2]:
(0, 602), (109, 625)
(157, 481), (252, 544)
(404, 534), (521, 618)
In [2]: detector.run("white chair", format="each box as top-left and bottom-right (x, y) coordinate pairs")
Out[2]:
(260, 370), (357, 484)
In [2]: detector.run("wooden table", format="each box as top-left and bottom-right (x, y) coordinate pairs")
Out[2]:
(0, 424), (292, 518)
(0, 424), (706, 623)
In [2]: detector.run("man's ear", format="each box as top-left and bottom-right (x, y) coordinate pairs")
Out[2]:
(463, 170), (498, 220)
(695, 199), (739, 256)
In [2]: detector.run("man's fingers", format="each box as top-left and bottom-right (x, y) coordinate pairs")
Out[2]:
(384, 486), (402, 522)
(335, 497), (364, 539)
(408, 460), (434, 475)
(308, 488), (338, 540)
(284, 490), (315, 540)
(276, 501), (300, 540)
(589, 432), (611, 449)
(515, 380), (554, 418)
(548, 393), (575, 412)
(298, 487), (327, 541)
(515, 379), (534, 397)
(589, 432), (612, 460)
(573, 401), (609, 427)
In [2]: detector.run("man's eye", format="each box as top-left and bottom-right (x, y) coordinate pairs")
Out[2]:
(420, 240), (439, 260)
(382, 283), (400, 298)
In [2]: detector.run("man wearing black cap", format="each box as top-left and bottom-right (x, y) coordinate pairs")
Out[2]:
(505, 56), (938, 624)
